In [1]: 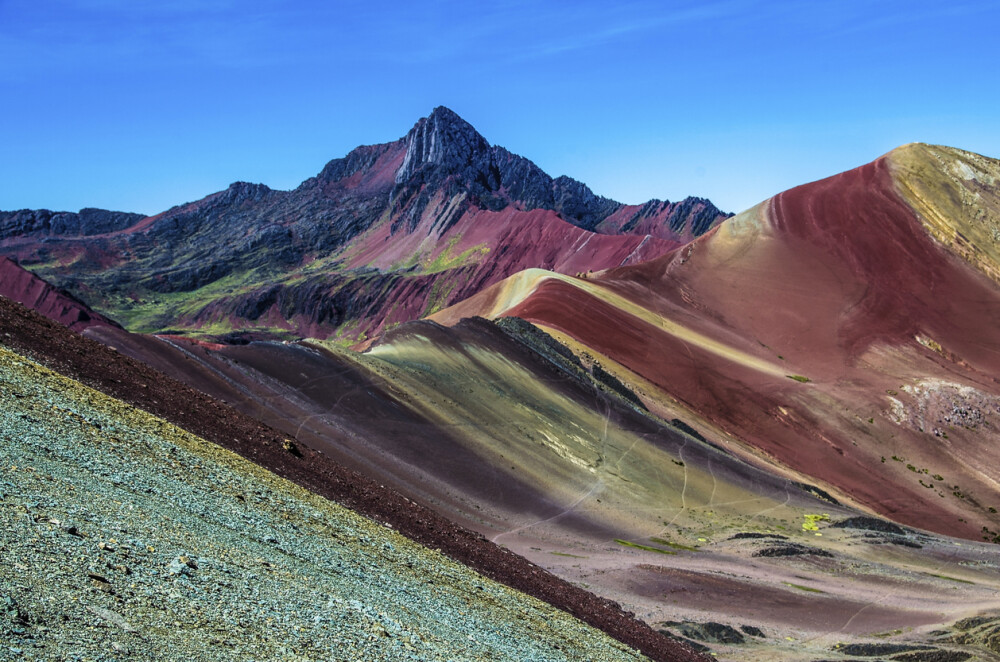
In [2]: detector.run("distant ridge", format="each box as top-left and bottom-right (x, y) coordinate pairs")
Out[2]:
(0, 106), (729, 341)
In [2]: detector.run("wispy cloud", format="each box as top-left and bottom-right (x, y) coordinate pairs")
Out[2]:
(0, 0), (765, 80)
(308, 0), (760, 66)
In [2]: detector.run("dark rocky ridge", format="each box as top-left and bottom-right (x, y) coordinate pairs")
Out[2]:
(0, 207), (144, 240)
(0, 106), (730, 339)
(390, 107), (724, 235)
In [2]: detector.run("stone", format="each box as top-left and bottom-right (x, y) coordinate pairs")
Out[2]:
(168, 555), (197, 575)
(3, 595), (27, 625)
(86, 606), (137, 632)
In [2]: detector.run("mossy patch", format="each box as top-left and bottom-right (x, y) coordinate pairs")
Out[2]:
(422, 236), (490, 274)
(801, 513), (830, 532)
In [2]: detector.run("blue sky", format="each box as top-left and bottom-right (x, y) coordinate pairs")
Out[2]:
(2, 0), (998, 215)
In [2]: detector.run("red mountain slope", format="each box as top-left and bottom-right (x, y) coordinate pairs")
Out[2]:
(0, 256), (118, 331)
(434, 144), (1000, 541)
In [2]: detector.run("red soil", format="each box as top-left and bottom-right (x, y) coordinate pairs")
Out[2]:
(503, 278), (945, 531)
(325, 141), (408, 193)
(349, 206), (678, 274)
(770, 157), (1000, 364)
(596, 200), (724, 242)
(473, 157), (1000, 540)
(340, 204), (680, 337)
(621, 565), (943, 633)
(0, 257), (118, 332)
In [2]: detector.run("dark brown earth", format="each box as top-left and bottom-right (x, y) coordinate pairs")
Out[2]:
(0, 292), (708, 662)
(85, 322), (618, 539)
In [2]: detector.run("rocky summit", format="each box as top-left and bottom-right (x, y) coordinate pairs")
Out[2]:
(0, 107), (729, 342)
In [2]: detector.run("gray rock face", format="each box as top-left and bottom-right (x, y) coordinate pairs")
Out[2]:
(552, 175), (622, 230)
(396, 106), (493, 184)
(0, 208), (144, 240)
(218, 182), (275, 206)
(390, 107), (630, 232)
(313, 141), (401, 188)
(0, 106), (731, 335)
(388, 106), (727, 236)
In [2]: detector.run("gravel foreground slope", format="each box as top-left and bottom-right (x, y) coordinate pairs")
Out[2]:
(0, 292), (706, 662)
(0, 345), (647, 661)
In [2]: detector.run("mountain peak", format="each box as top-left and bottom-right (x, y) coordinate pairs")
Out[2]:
(427, 105), (468, 125)
(395, 107), (492, 184)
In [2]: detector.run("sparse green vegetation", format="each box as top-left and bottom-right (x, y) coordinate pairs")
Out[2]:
(786, 374), (811, 383)
(421, 275), (460, 317)
(801, 513), (830, 532)
(926, 573), (974, 585)
(782, 582), (824, 593)
(648, 537), (700, 552)
(422, 236), (491, 274)
(614, 539), (677, 555)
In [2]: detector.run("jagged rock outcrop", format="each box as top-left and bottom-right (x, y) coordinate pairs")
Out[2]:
(388, 106), (728, 236)
(396, 107), (494, 185)
(0, 106), (729, 340)
(0, 207), (144, 240)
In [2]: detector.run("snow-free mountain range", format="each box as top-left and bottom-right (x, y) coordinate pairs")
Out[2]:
(4, 107), (1000, 661)
(0, 106), (726, 342)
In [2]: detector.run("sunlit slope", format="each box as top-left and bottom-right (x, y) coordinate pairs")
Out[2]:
(431, 146), (1000, 542)
(344, 317), (1000, 659)
(430, 267), (788, 378)
(72, 273), (1000, 657)
(0, 344), (652, 661)
(360, 319), (825, 543)
(889, 143), (1000, 285)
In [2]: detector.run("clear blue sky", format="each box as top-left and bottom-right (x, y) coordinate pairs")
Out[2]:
(2, 1), (998, 216)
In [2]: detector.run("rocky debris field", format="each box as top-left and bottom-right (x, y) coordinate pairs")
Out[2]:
(0, 345), (653, 661)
